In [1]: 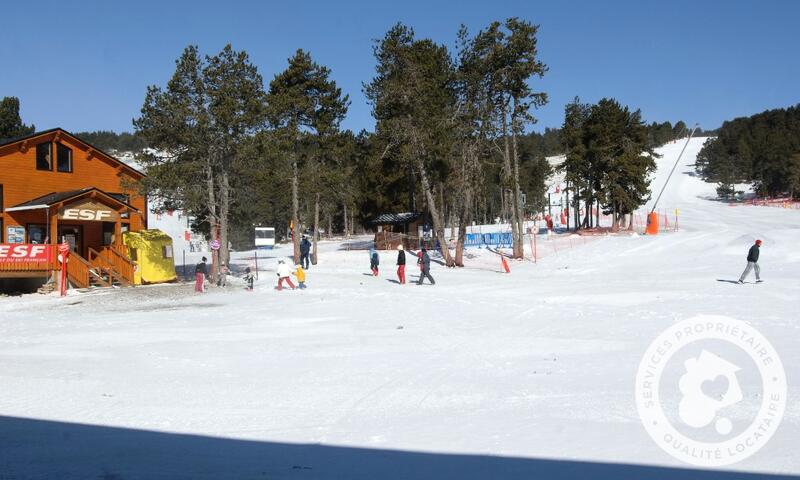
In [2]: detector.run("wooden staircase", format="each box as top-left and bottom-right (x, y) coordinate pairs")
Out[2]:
(67, 247), (135, 289)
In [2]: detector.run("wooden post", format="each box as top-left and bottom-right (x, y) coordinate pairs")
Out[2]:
(115, 216), (122, 247)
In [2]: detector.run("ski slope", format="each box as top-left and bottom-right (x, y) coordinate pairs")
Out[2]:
(1, 138), (798, 479)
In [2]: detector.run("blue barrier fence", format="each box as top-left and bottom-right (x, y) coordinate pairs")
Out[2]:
(464, 232), (514, 248)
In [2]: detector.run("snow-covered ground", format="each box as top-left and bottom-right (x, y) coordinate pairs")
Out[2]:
(1, 138), (798, 479)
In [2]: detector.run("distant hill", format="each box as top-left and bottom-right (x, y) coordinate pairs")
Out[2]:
(74, 130), (147, 153)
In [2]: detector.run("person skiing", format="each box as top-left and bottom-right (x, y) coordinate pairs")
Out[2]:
(276, 260), (296, 290)
(294, 264), (307, 289)
(739, 239), (763, 284)
(417, 247), (435, 285)
(194, 257), (208, 293)
(243, 266), (255, 291)
(396, 244), (406, 284)
(300, 236), (312, 269)
(369, 247), (380, 276)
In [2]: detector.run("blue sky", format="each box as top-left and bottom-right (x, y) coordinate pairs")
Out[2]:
(1, 0), (798, 134)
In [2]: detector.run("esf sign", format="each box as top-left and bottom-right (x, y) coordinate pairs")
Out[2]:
(60, 208), (116, 221)
(0, 244), (51, 263)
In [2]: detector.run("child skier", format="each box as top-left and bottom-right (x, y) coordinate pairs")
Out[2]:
(195, 257), (209, 293)
(294, 264), (307, 289)
(243, 267), (255, 291)
(276, 260), (296, 290)
(396, 244), (406, 284)
(417, 247), (435, 285)
(369, 247), (380, 276)
(739, 239), (763, 284)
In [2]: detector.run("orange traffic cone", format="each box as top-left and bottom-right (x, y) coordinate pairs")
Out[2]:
(501, 255), (511, 273)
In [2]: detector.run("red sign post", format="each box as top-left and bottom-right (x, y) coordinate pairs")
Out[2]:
(58, 242), (70, 297)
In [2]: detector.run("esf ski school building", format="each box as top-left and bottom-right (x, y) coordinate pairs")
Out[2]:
(0, 128), (173, 290)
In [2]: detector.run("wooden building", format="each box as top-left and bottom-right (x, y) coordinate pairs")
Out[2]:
(0, 128), (146, 288)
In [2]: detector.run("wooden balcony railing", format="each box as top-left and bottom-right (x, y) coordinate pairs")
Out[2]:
(101, 246), (135, 285)
(66, 253), (92, 289)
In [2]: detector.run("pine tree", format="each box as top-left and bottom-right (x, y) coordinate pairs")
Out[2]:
(266, 49), (350, 264)
(0, 97), (35, 141)
(134, 45), (267, 281)
(364, 23), (458, 265)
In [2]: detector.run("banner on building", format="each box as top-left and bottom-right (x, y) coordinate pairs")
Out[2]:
(0, 244), (51, 263)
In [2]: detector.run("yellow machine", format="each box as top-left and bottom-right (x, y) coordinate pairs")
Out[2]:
(122, 230), (177, 284)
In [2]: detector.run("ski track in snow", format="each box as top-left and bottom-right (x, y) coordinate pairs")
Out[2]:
(1, 137), (799, 479)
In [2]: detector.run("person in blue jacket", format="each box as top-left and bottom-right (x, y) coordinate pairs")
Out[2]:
(369, 247), (380, 276)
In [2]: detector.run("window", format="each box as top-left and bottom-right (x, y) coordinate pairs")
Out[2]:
(36, 142), (52, 171)
(27, 224), (47, 244)
(129, 248), (138, 261)
(57, 143), (73, 172)
(162, 245), (173, 259)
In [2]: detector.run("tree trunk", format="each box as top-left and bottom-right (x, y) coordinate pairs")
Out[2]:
(510, 119), (524, 259)
(205, 159), (219, 285)
(219, 171), (231, 278)
(418, 161), (453, 266)
(454, 186), (472, 267)
(291, 154), (300, 264)
(343, 202), (349, 238)
(327, 212), (332, 240)
(312, 192), (320, 265)
(596, 197), (600, 227)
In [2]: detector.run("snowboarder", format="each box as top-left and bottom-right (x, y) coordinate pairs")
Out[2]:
(294, 264), (307, 289)
(396, 244), (406, 284)
(276, 260), (296, 290)
(739, 239), (763, 284)
(194, 257), (208, 293)
(369, 247), (380, 276)
(300, 236), (312, 269)
(417, 247), (435, 285)
(243, 267), (255, 291)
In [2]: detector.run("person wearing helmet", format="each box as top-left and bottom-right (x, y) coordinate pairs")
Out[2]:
(739, 239), (763, 284)
(276, 260), (296, 290)
(417, 247), (435, 285)
(294, 264), (307, 289)
(396, 244), (406, 285)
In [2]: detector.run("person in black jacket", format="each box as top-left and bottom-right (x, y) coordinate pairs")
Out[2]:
(195, 257), (209, 292)
(396, 244), (406, 284)
(739, 239), (762, 283)
(417, 247), (435, 285)
(300, 236), (312, 269)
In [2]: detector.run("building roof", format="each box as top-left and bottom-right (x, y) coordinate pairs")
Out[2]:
(5, 187), (139, 213)
(368, 212), (422, 226)
(0, 128), (145, 179)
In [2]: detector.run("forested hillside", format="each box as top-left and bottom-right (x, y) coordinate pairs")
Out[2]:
(695, 105), (800, 198)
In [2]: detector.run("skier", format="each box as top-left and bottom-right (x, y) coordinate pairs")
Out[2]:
(417, 247), (435, 285)
(276, 260), (296, 290)
(396, 244), (406, 284)
(369, 247), (380, 276)
(194, 257), (208, 293)
(243, 267), (255, 291)
(300, 236), (312, 269)
(294, 264), (307, 289)
(738, 239), (763, 284)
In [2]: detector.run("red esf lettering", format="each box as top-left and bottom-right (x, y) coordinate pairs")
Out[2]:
(0, 244), (49, 261)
